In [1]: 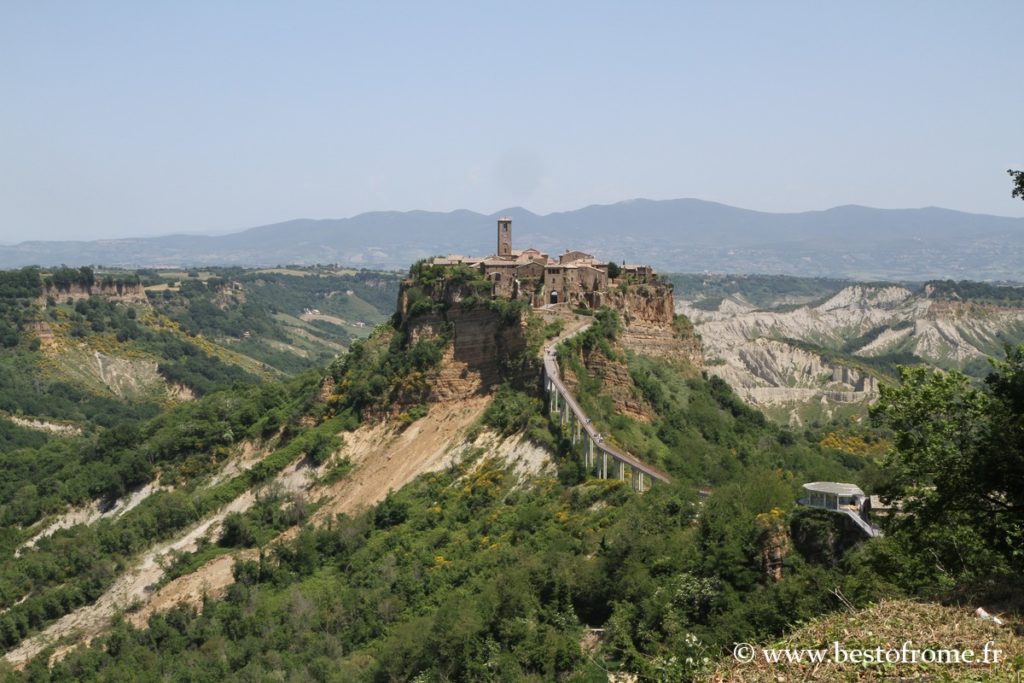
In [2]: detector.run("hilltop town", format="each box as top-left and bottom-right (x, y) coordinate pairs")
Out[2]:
(432, 218), (657, 308)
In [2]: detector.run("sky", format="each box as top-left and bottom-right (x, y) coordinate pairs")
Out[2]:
(1, 1), (1023, 243)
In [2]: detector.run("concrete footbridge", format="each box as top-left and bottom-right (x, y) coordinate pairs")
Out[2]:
(541, 323), (671, 492)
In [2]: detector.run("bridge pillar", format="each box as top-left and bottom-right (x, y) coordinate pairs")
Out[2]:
(631, 466), (640, 492)
(616, 459), (625, 481)
(586, 436), (594, 470)
(601, 450), (608, 479)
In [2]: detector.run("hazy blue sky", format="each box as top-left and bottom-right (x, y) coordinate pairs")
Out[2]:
(2, 1), (1023, 242)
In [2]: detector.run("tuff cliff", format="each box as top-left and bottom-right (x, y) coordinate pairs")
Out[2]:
(406, 307), (529, 402)
(40, 281), (147, 305)
(557, 283), (703, 426)
(561, 346), (654, 424)
(757, 508), (791, 582)
(392, 272), (701, 407)
(603, 282), (703, 368)
(396, 278), (530, 403)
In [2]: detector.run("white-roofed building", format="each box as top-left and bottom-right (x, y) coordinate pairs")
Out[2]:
(800, 482), (882, 537)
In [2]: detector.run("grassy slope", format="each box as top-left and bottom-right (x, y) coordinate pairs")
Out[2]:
(705, 599), (1022, 682)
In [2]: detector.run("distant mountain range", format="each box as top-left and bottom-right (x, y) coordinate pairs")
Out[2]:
(3, 199), (1024, 280)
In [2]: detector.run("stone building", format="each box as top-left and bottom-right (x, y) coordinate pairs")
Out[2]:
(432, 218), (657, 308)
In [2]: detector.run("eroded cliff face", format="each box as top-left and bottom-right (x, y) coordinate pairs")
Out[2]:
(394, 275), (700, 405)
(686, 284), (1024, 373)
(757, 509), (791, 582)
(397, 280), (530, 402)
(408, 308), (529, 402)
(561, 346), (654, 424)
(708, 338), (878, 409)
(40, 282), (147, 305)
(603, 282), (703, 368)
(557, 282), (699, 425)
(683, 283), (1024, 423)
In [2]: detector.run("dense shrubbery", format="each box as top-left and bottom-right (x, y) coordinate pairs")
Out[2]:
(0, 352), (160, 427)
(0, 268), (43, 348)
(556, 312), (873, 493)
(868, 349), (1024, 600)
(324, 263), (503, 418)
(147, 331), (258, 396)
(407, 260), (484, 292)
(0, 372), (344, 651)
(327, 326), (448, 419)
(0, 268), (43, 300)
(29, 450), (897, 682)
(40, 296), (260, 396)
(560, 307), (621, 360)
(482, 385), (542, 436)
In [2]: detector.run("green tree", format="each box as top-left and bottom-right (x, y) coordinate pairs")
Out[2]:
(871, 349), (1024, 590)
(1009, 168), (1024, 200)
(606, 261), (622, 278)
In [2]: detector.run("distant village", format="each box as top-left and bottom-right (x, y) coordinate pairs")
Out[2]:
(432, 218), (657, 308)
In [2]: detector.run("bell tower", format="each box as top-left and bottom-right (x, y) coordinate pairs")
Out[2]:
(497, 217), (512, 257)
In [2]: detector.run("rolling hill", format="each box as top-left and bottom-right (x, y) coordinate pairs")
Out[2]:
(3, 199), (1024, 280)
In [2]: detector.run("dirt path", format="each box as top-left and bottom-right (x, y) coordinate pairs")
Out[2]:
(534, 308), (590, 357)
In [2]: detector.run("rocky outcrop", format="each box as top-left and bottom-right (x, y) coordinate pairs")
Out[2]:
(757, 509), (791, 582)
(40, 282), (146, 305)
(394, 274), (700, 404)
(706, 338), (878, 408)
(396, 275), (531, 402)
(790, 507), (865, 568)
(686, 284), (1024, 372)
(816, 284), (914, 312)
(603, 283), (675, 327)
(412, 307), (530, 402)
(856, 325), (914, 356)
(562, 347), (654, 424)
(603, 282), (703, 368)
